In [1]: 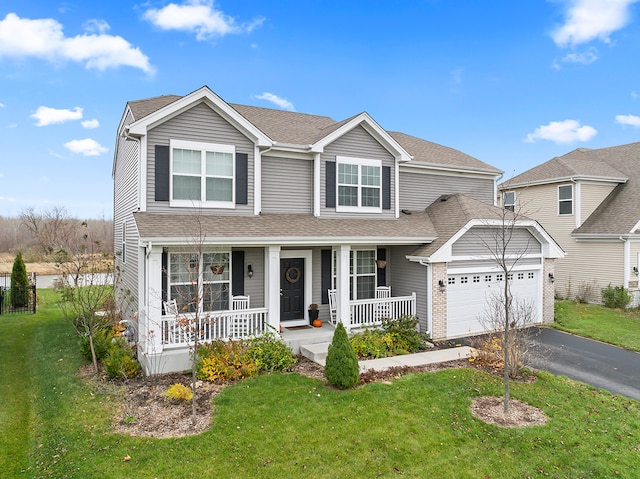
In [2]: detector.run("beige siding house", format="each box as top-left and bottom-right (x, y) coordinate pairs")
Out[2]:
(499, 143), (640, 305)
(113, 86), (562, 374)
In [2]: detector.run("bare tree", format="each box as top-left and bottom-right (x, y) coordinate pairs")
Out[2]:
(20, 206), (78, 256)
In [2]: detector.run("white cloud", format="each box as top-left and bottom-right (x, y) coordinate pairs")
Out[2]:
(255, 92), (294, 111)
(81, 119), (99, 129)
(31, 106), (83, 126)
(552, 0), (640, 48)
(524, 119), (597, 144)
(560, 47), (599, 64)
(64, 138), (108, 156)
(82, 19), (110, 34)
(0, 13), (154, 73)
(615, 114), (640, 126)
(143, 0), (264, 41)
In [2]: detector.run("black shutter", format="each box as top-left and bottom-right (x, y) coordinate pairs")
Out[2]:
(155, 145), (170, 202)
(377, 248), (387, 287)
(382, 166), (391, 210)
(321, 249), (332, 304)
(326, 161), (336, 208)
(232, 250), (245, 296)
(236, 153), (248, 205)
(161, 250), (168, 311)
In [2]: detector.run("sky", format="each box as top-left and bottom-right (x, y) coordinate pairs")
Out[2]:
(1, 0), (640, 219)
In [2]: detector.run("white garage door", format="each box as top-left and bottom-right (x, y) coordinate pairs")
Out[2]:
(446, 270), (540, 337)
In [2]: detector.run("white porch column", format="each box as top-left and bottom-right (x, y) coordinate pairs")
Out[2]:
(336, 244), (351, 331)
(145, 249), (164, 354)
(265, 246), (281, 331)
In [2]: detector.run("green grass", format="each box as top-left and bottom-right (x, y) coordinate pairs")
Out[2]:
(554, 300), (640, 351)
(2, 291), (640, 478)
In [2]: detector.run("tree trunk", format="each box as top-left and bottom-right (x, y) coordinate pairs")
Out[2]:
(503, 278), (510, 414)
(89, 331), (99, 373)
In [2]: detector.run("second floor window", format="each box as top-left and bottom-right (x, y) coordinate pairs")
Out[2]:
(336, 157), (381, 212)
(503, 191), (515, 211)
(170, 139), (235, 208)
(558, 184), (573, 215)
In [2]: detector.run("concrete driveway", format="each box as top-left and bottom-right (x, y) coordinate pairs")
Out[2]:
(527, 327), (640, 402)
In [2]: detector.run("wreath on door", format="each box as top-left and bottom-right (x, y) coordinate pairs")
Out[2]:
(285, 266), (301, 284)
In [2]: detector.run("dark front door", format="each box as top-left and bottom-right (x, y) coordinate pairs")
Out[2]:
(281, 257), (304, 322)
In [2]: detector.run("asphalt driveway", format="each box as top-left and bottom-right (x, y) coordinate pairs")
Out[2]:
(527, 327), (640, 402)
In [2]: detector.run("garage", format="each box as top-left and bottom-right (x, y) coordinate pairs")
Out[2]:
(446, 269), (541, 337)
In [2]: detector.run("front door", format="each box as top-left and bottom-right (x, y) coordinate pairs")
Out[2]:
(281, 257), (305, 322)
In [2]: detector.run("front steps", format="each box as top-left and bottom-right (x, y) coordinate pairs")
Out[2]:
(299, 342), (331, 365)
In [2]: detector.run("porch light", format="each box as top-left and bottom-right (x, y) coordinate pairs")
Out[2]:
(438, 280), (446, 292)
(247, 264), (254, 278)
(548, 273), (555, 283)
(634, 266), (639, 277)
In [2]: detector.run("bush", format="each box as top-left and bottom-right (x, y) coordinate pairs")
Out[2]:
(324, 323), (360, 389)
(165, 383), (193, 402)
(197, 340), (257, 382)
(103, 338), (140, 379)
(601, 284), (632, 309)
(247, 332), (297, 372)
(79, 328), (114, 361)
(350, 328), (394, 359)
(349, 315), (427, 359)
(10, 252), (30, 308)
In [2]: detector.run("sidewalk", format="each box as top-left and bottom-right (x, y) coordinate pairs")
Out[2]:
(358, 346), (474, 372)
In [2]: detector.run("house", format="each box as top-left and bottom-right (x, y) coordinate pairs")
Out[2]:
(499, 142), (640, 305)
(113, 86), (563, 374)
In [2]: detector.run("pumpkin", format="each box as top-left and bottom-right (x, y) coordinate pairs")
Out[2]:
(313, 319), (323, 328)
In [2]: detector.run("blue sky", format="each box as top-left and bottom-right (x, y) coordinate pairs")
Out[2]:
(1, 0), (640, 219)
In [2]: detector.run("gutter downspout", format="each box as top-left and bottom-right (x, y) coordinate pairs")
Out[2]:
(622, 236), (630, 288)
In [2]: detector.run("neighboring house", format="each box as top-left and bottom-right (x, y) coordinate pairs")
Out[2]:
(113, 86), (563, 374)
(499, 143), (640, 305)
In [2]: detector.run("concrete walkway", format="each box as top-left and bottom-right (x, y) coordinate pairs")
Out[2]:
(358, 346), (474, 372)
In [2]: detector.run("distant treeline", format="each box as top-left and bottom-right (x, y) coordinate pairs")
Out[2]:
(0, 206), (113, 261)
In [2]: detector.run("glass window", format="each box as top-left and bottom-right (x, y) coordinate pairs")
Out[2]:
(503, 191), (515, 211)
(170, 140), (235, 207)
(558, 184), (573, 215)
(336, 157), (382, 212)
(332, 248), (377, 300)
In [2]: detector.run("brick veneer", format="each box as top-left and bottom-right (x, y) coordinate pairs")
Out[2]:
(431, 262), (448, 340)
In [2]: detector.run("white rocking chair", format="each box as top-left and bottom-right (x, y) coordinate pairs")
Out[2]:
(328, 289), (337, 325)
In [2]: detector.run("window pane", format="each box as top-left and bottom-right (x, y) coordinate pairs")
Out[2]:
(170, 284), (197, 313)
(173, 149), (201, 175)
(173, 175), (201, 200)
(558, 185), (572, 200)
(361, 165), (380, 186)
(338, 163), (358, 185)
(559, 200), (573, 215)
(338, 185), (358, 206)
(504, 192), (514, 204)
(356, 250), (375, 274)
(203, 253), (230, 281)
(206, 151), (233, 177)
(206, 177), (233, 202)
(357, 276), (375, 299)
(361, 187), (380, 207)
(203, 283), (229, 311)
(170, 253), (197, 283)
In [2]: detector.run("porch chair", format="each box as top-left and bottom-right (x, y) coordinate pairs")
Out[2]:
(327, 289), (337, 325)
(231, 295), (250, 338)
(375, 286), (391, 320)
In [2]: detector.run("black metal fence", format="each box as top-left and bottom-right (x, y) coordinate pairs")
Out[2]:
(0, 273), (37, 315)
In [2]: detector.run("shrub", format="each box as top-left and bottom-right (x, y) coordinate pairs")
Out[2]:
(79, 328), (114, 361)
(197, 340), (257, 382)
(247, 332), (297, 372)
(381, 315), (426, 353)
(103, 338), (140, 379)
(601, 284), (632, 309)
(165, 383), (193, 402)
(350, 328), (394, 359)
(10, 252), (30, 308)
(324, 323), (360, 389)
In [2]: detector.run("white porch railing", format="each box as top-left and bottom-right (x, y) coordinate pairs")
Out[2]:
(161, 307), (269, 346)
(349, 293), (416, 329)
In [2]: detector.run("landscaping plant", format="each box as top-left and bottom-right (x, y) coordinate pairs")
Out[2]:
(10, 252), (30, 308)
(324, 322), (360, 389)
(601, 284), (632, 309)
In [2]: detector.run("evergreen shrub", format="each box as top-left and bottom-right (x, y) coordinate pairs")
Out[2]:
(324, 322), (360, 389)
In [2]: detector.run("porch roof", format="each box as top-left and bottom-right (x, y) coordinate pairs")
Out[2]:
(133, 211), (438, 246)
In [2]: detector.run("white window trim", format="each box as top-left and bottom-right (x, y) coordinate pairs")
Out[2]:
(503, 191), (515, 211)
(169, 139), (236, 209)
(336, 156), (382, 213)
(558, 184), (573, 216)
(332, 247), (377, 300)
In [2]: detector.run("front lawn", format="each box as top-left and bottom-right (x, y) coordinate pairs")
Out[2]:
(1, 290), (639, 478)
(554, 300), (640, 352)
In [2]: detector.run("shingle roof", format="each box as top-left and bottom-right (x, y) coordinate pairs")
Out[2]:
(501, 142), (640, 235)
(124, 90), (499, 174)
(133, 211), (438, 244)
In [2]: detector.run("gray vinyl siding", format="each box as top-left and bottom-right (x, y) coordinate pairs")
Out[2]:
(262, 156), (313, 214)
(113, 109), (140, 318)
(146, 101), (255, 214)
(389, 245), (428, 332)
(399, 170), (495, 210)
(452, 228), (541, 256)
(320, 125), (396, 218)
(242, 248), (264, 308)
